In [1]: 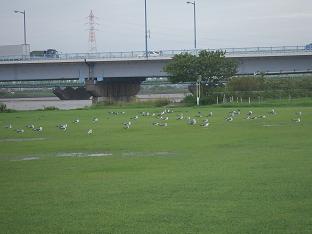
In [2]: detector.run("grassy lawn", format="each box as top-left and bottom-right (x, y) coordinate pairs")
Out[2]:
(0, 105), (312, 233)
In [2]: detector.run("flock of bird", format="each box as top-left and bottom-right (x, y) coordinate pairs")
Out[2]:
(3, 108), (303, 135)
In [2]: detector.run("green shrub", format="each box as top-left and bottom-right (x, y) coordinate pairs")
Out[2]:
(43, 106), (59, 111)
(154, 99), (170, 107)
(0, 103), (7, 112)
(0, 103), (16, 113)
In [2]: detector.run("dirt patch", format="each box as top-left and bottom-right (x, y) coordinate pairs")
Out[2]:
(263, 124), (285, 127)
(0, 138), (46, 142)
(56, 152), (112, 158)
(122, 151), (175, 157)
(11, 157), (40, 161)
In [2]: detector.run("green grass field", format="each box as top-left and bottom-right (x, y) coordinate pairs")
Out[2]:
(0, 105), (312, 233)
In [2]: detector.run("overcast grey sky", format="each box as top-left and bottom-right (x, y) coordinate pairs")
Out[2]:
(1, 0), (312, 53)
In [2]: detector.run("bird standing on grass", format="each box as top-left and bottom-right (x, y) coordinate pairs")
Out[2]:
(58, 124), (68, 131)
(202, 122), (209, 127)
(16, 129), (24, 133)
(247, 111), (253, 116)
(225, 117), (233, 122)
(92, 117), (99, 123)
(34, 127), (43, 132)
(123, 121), (131, 129)
(4, 124), (12, 129)
(269, 109), (276, 115)
(130, 115), (139, 120)
(293, 118), (301, 123)
(26, 124), (34, 129)
(123, 124), (131, 129)
(73, 119), (80, 124)
(87, 129), (93, 135)
(188, 119), (197, 125)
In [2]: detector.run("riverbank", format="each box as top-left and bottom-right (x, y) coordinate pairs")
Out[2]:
(0, 94), (188, 111)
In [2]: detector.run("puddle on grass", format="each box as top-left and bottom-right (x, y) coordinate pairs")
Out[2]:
(0, 138), (46, 142)
(122, 151), (175, 157)
(11, 157), (40, 161)
(263, 124), (286, 127)
(56, 152), (112, 158)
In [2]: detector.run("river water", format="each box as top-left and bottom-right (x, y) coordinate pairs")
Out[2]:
(0, 94), (187, 111)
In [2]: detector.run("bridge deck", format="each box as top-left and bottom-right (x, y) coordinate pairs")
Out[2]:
(1, 46), (312, 64)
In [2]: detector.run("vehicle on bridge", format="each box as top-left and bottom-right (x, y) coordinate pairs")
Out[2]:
(138, 51), (162, 58)
(305, 43), (312, 50)
(30, 49), (59, 58)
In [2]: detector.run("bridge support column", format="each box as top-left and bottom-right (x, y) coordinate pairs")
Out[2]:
(85, 77), (146, 103)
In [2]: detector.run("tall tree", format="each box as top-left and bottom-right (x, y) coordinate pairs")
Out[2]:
(164, 50), (238, 85)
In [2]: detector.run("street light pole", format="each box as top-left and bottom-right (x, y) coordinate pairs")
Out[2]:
(14, 10), (27, 45)
(144, 0), (148, 58)
(186, 1), (197, 50)
(196, 75), (201, 106)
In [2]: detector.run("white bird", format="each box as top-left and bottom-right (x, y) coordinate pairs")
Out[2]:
(16, 129), (24, 133)
(176, 115), (184, 120)
(293, 118), (301, 123)
(208, 112), (213, 117)
(87, 129), (93, 134)
(4, 124), (12, 129)
(123, 121), (131, 126)
(92, 117), (99, 123)
(159, 123), (168, 127)
(295, 111), (302, 116)
(202, 119), (209, 124)
(160, 116), (169, 121)
(225, 117), (233, 122)
(26, 124), (34, 129)
(152, 122), (160, 126)
(188, 119), (197, 125)
(269, 109), (276, 115)
(202, 122), (209, 127)
(247, 111), (253, 116)
(58, 124), (68, 131)
(130, 115), (139, 120)
(34, 127), (43, 132)
(123, 124), (130, 129)
(73, 119), (80, 124)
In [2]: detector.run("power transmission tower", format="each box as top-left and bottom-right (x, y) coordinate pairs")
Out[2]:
(87, 10), (98, 53)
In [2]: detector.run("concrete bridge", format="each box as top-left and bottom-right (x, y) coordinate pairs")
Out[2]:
(1, 46), (312, 101)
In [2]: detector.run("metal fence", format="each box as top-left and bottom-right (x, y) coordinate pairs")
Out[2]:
(1, 46), (312, 62)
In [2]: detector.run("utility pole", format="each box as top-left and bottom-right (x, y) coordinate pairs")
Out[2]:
(14, 10), (27, 45)
(186, 1), (197, 50)
(144, 0), (148, 58)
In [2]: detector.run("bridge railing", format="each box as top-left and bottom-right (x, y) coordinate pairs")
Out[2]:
(0, 46), (312, 62)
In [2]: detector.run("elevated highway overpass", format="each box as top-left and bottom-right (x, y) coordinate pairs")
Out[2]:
(1, 46), (312, 101)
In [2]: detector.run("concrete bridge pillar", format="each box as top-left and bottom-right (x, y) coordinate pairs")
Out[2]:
(85, 77), (146, 103)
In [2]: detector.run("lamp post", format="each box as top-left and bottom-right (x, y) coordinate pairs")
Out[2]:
(144, 0), (148, 58)
(186, 1), (197, 50)
(196, 75), (201, 106)
(14, 10), (27, 45)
